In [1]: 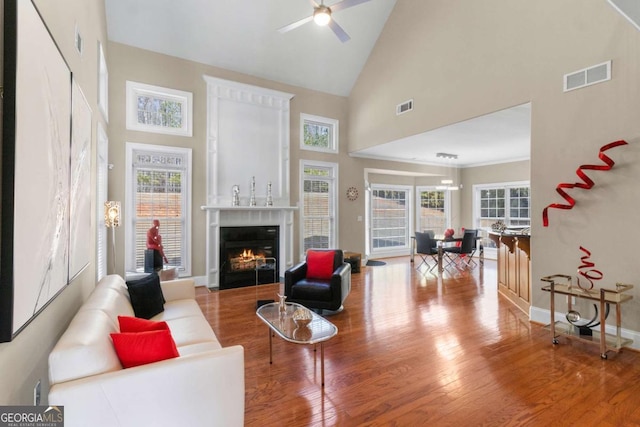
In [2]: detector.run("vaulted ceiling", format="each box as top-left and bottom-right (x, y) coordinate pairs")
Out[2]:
(105, 0), (532, 167)
(105, 0), (397, 97)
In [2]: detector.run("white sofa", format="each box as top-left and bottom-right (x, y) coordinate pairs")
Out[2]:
(48, 275), (244, 427)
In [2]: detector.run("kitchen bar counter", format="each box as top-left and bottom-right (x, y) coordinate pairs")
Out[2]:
(488, 231), (531, 314)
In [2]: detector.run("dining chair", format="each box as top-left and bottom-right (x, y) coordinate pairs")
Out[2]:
(415, 231), (438, 272)
(443, 229), (478, 268)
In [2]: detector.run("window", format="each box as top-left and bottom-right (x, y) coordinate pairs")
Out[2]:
(126, 81), (193, 136)
(96, 122), (108, 281)
(300, 113), (338, 153)
(300, 161), (337, 254)
(416, 187), (449, 235)
(125, 143), (192, 276)
(98, 42), (108, 122)
(474, 181), (530, 249)
(371, 186), (411, 251)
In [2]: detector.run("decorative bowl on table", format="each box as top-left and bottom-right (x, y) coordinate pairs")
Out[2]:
(293, 308), (312, 328)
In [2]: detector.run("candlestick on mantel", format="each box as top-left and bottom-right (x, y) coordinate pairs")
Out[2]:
(249, 176), (256, 207)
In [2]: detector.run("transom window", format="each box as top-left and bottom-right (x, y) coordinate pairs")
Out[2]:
(300, 113), (338, 153)
(300, 161), (337, 255)
(370, 186), (411, 251)
(125, 143), (192, 276)
(416, 188), (449, 236)
(126, 81), (193, 136)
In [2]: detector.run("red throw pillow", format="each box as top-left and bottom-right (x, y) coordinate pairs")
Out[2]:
(110, 330), (179, 369)
(118, 315), (169, 333)
(306, 250), (335, 280)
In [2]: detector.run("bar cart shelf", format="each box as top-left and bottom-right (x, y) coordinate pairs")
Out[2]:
(541, 274), (633, 359)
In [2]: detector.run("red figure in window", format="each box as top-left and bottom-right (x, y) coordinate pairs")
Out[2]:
(147, 220), (169, 268)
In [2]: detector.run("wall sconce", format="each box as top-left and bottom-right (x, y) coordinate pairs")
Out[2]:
(105, 201), (121, 273)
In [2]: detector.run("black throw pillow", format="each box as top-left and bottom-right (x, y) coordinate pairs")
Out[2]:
(126, 273), (165, 319)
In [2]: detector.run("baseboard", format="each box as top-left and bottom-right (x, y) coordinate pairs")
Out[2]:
(530, 306), (640, 351)
(192, 275), (211, 288)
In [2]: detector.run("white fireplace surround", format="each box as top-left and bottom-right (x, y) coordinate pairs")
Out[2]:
(201, 76), (297, 288)
(201, 207), (296, 288)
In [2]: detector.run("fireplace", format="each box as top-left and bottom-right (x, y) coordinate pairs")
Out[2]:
(219, 226), (279, 289)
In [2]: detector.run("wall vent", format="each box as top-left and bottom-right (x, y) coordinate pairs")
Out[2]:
(396, 99), (413, 115)
(563, 61), (611, 92)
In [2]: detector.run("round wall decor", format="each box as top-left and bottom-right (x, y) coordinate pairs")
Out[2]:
(346, 186), (358, 201)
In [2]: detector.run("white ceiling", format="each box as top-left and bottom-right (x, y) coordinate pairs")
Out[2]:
(351, 103), (532, 168)
(105, 0), (397, 97)
(105, 0), (531, 168)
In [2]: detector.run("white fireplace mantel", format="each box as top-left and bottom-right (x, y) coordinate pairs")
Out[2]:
(201, 206), (298, 288)
(202, 76), (296, 288)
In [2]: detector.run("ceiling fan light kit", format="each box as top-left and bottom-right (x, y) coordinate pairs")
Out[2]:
(313, 6), (331, 26)
(278, 0), (373, 43)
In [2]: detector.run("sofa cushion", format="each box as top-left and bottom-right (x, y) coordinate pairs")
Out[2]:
(153, 299), (205, 321)
(80, 275), (135, 325)
(162, 315), (219, 347)
(126, 273), (165, 319)
(177, 341), (223, 356)
(110, 330), (179, 368)
(49, 310), (123, 385)
(118, 316), (169, 333)
(306, 250), (335, 280)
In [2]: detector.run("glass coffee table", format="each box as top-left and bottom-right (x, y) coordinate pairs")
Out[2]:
(256, 302), (338, 387)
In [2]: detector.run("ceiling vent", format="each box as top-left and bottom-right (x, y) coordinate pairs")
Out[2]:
(564, 61), (611, 92)
(396, 99), (413, 116)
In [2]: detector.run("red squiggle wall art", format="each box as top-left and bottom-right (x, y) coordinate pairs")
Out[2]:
(542, 140), (628, 227)
(576, 246), (603, 290)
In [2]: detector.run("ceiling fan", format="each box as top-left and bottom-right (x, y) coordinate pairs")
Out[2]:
(278, 0), (373, 43)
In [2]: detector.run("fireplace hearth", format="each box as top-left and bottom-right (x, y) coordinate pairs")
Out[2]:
(219, 226), (279, 289)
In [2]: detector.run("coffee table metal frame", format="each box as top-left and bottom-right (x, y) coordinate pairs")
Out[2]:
(256, 302), (338, 386)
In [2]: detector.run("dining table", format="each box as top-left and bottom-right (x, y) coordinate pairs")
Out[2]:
(410, 235), (483, 272)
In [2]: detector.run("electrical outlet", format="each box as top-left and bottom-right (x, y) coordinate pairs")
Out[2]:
(33, 380), (41, 406)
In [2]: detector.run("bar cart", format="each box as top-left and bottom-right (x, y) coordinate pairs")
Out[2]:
(541, 274), (633, 359)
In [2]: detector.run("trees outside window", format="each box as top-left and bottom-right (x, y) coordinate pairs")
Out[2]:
(126, 81), (192, 136)
(300, 113), (338, 153)
(125, 143), (192, 276)
(371, 186), (411, 251)
(301, 161), (337, 255)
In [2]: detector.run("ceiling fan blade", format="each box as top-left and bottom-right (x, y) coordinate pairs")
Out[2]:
(308, 0), (319, 7)
(328, 19), (351, 43)
(277, 15), (314, 34)
(329, 0), (372, 13)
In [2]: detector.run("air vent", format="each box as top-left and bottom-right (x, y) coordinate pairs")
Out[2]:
(396, 99), (413, 115)
(564, 61), (611, 92)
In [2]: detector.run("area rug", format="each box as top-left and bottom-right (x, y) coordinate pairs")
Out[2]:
(366, 260), (386, 266)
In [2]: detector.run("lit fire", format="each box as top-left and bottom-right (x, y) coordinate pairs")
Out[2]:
(230, 249), (265, 271)
(242, 249), (255, 260)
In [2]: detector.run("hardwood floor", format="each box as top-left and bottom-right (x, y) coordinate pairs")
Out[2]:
(196, 257), (640, 426)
